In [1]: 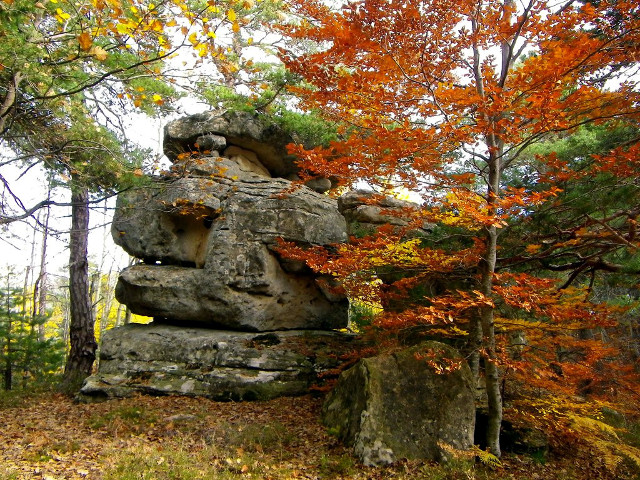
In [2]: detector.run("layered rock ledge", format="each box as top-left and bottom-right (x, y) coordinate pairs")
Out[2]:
(113, 177), (348, 331)
(80, 324), (358, 401)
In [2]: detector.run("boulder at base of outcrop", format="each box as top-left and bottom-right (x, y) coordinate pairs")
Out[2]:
(322, 341), (475, 466)
(79, 323), (358, 402)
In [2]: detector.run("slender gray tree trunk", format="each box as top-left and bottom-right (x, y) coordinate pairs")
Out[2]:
(35, 199), (51, 341)
(479, 223), (502, 457)
(3, 274), (13, 391)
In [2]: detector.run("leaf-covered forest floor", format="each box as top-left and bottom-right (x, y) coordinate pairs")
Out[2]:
(0, 391), (637, 480)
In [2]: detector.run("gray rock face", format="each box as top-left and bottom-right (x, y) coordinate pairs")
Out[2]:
(164, 110), (333, 193)
(322, 342), (475, 466)
(80, 324), (358, 401)
(93, 110), (356, 402)
(164, 110), (299, 178)
(113, 175), (348, 331)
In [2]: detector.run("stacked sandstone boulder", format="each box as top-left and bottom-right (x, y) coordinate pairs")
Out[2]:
(80, 110), (355, 401)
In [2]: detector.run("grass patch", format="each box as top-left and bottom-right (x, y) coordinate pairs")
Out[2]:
(0, 382), (56, 408)
(88, 404), (158, 434)
(102, 444), (296, 480)
(318, 453), (357, 477)
(208, 421), (295, 454)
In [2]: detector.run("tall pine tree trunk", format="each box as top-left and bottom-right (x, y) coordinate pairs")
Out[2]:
(3, 321), (11, 391)
(3, 308), (12, 390)
(59, 182), (97, 394)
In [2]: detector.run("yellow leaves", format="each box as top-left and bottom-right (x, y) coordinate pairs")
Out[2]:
(195, 43), (209, 57)
(149, 19), (163, 33)
(224, 8), (241, 32)
(525, 244), (542, 254)
(568, 414), (620, 440)
(566, 414), (640, 472)
(105, 0), (121, 10)
(116, 19), (137, 35)
(90, 45), (108, 60)
(55, 8), (71, 23)
(78, 32), (93, 51)
(188, 31), (199, 46)
(471, 446), (502, 469)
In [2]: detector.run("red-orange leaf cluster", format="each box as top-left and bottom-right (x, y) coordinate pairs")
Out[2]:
(276, 0), (640, 458)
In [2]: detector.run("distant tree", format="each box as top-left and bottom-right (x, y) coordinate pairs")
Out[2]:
(0, 272), (64, 390)
(501, 122), (640, 286)
(0, 0), (201, 393)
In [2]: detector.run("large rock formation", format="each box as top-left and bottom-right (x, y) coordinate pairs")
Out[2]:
(322, 342), (475, 466)
(80, 110), (354, 401)
(81, 111), (479, 470)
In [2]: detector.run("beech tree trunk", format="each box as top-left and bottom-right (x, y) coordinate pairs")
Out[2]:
(479, 224), (503, 457)
(59, 184), (97, 394)
(469, 0), (514, 454)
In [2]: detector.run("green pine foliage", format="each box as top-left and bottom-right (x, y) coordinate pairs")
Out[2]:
(0, 284), (64, 391)
(197, 65), (338, 148)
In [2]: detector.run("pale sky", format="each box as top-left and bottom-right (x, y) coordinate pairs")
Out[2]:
(0, 103), (187, 277)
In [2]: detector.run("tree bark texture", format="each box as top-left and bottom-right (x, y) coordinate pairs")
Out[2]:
(59, 184), (97, 394)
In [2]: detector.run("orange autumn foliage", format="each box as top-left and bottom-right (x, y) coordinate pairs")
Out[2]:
(276, 0), (640, 460)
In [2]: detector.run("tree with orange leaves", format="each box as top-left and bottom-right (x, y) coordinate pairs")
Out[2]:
(277, 0), (640, 457)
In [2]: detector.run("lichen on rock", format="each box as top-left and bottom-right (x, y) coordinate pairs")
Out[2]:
(322, 342), (475, 466)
